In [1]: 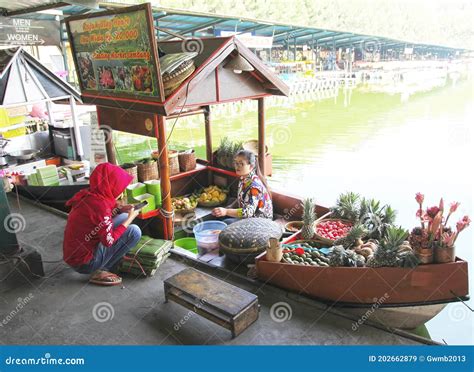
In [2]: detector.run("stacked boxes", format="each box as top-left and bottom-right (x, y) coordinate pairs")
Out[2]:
(126, 182), (156, 214)
(144, 179), (162, 207)
(133, 194), (155, 214)
(28, 165), (60, 186)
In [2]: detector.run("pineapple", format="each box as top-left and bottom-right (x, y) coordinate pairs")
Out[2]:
(344, 249), (358, 267)
(359, 198), (397, 240)
(329, 245), (347, 267)
(397, 251), (420, 268)
(333, 223), (367, 249)
(366, 226), (408, 268)
(328, 246), (359, 267)
(301, 198), (317, 240)
(330, 192), (360, 222)
(355, 254), (366, 267)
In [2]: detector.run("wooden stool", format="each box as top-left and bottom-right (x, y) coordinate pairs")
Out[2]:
(164, 268), (259, 338)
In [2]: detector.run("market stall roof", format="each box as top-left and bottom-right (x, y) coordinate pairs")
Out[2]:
(0, 1), (467, 54)
(0, 47), (81, 106)
(76, 36), (289, 116)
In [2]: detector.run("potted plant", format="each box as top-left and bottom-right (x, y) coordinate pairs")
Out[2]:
(409, 193), (470, 264)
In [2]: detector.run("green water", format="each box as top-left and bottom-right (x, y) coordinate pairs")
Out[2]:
(115, 78), (473, 345)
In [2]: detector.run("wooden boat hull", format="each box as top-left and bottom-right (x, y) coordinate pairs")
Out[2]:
(342, 303), (447, 330)
(15, 184), (88, 212)
(256, 253), (469, 306)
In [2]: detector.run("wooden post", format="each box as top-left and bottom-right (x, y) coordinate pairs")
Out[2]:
(70, 96), (84, 160)
(257, 97), (266, 176)
(98, 118), (117, 165)
(204, 106), (212, 164)
(204, 105), (214, 185)
(156, 114), (173, 239)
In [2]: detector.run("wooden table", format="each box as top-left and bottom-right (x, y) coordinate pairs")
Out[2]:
(164, 268), (259, 338)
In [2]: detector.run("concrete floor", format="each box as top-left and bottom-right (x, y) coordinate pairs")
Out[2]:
(0, 195), (421, 345)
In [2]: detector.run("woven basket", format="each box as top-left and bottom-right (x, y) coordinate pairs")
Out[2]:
(163, 63), (195, 97)
(314, 218), (353, 245)
(120, 163), (138, 183)
(178, 150), (196, 172)
(137, 161), (159, 182)
(219, 218), (283, 263)
(168, 150), (180, 176)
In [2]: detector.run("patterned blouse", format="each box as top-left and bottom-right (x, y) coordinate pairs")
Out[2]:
(237, 170), (273, 219)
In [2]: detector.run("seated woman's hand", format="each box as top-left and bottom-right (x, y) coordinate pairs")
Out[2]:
(212, 207), (227, 217)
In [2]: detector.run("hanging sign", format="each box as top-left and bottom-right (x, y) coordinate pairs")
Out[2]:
(0, 17), (60, 46)
(65, 4), (164, 101)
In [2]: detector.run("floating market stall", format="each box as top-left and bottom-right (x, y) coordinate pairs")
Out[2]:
(63, 4), (469, 329)
(65, 3), (289, 239)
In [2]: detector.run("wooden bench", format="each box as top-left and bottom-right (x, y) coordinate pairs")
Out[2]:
(164, 268), (259, 338)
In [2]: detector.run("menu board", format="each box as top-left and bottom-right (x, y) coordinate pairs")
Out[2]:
(66, 4), (163, 101)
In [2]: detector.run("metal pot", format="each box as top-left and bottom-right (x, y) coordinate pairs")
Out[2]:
(434, 245), (455, 263)
(8, 149), (42, 160)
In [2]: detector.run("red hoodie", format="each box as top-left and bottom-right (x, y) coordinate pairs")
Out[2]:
(63, 163), (133, 267)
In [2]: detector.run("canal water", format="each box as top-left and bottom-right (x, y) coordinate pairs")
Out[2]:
(115, 78), (473, 345)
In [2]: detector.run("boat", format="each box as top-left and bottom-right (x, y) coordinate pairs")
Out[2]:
(255, 229), (469, 329)
(37, 4), (468, 330)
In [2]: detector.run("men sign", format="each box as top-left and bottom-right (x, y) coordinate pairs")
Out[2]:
(0, 17), (60, 46)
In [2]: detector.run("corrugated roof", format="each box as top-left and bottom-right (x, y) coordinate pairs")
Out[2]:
(0, 1), (467, 53)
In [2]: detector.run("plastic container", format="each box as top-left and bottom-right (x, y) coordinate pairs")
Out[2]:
(193, 220), (227, 253)
(173, 237), (198, 254)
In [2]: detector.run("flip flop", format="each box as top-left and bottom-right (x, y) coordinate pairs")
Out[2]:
(89, 270), (122, 286)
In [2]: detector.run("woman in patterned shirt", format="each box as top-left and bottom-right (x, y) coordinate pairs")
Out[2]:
(212, 150), (273, 221)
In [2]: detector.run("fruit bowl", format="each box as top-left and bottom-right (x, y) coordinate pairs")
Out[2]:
(314, 218), (353, 245)
(196, 185), (228, 207)
(172, 195), (198, 214)
(284, 221), (303, 233)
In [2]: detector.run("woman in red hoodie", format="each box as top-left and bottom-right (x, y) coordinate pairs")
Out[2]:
(63, 163), (141, 286)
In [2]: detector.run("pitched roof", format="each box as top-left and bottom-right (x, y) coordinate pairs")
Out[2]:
(0, 47), (81, 106)
(81, 36), (289, 116)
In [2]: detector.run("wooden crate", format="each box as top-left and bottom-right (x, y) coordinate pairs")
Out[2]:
(164, 268), (259, 338)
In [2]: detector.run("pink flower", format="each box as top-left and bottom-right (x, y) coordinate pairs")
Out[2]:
(430, 211), (443, 236)
(426, 206), (440, 219)
(456, 216), (471, 233)
(439, 198), (444, 213)
(415, 193), (424, 205)
(450, 202), (460, 214)
(442, 231), (456, 247)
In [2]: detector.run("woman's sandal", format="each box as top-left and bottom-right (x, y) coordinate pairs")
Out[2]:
(89, 270), (122, 286)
